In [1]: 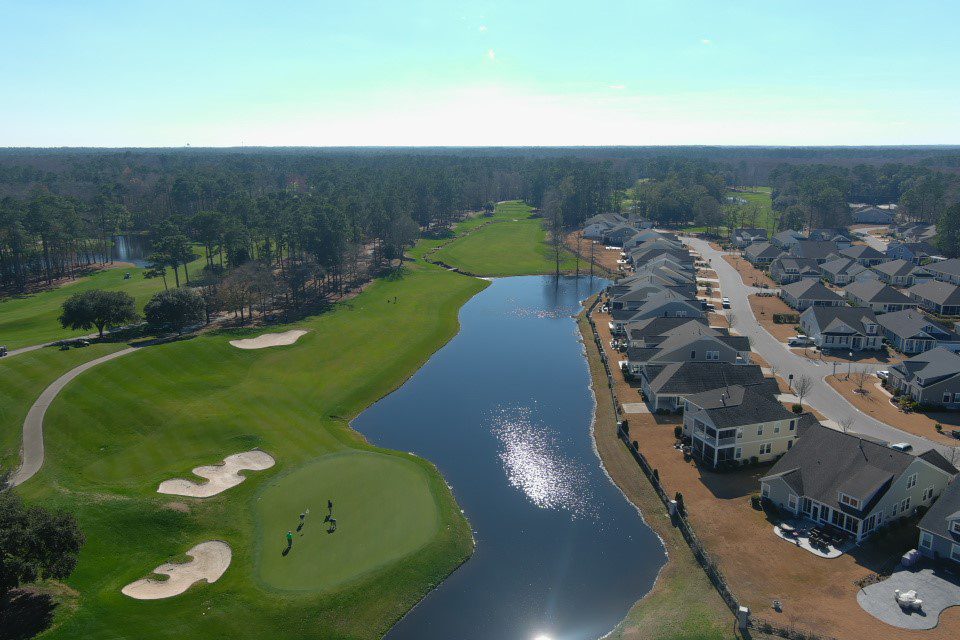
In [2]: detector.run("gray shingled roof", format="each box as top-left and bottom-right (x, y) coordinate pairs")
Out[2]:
(925, 258), (960, 278)
(781, 279), (843, 301)
(844, 280), (914, 305)
(686, 384), (795, 428)
(802, 306), (878, 335)
(890, 347), (960, 387)
(646, 362), (772, 395)
(744, 242), (782, 260)
(908, 280), (960, 306)
(876, 309), (959, 342)
(873, 259), (917, 278)
(791, 240), (841, 260)
(626, 317), (707, 341)
(918, 477), (960, 541)
(763, 423), (956, 515)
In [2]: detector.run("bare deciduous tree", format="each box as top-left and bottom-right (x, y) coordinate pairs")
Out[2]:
(794, 375), (813, 407)
(837, 415), (855, 433)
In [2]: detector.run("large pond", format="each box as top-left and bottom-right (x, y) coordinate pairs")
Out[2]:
(353, 275), (666, 640)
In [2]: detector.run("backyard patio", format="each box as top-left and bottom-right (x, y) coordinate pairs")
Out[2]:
(773, 518), (856, 559)
(858, 563), (960, 630)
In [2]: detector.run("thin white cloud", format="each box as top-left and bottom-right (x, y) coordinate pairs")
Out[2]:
(478, 25), (487, 32)
(609, 84), (626, 90)
(701, 38), (712, 45)
(487, 49), (495, 61)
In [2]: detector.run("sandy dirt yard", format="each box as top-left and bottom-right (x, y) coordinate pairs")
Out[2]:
(749, 294), (798, 342)
(723, 254), (776, 287)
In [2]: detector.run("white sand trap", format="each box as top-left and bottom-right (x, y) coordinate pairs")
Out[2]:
(158, 450), (275, 498)
(229, 329), (308, 350)
(122, 541), (231, 600)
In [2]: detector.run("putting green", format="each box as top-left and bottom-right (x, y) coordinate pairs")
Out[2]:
(254, 450), (441, 591)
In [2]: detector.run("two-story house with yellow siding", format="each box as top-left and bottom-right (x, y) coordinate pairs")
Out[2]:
(761, 424), (957, 543)
(682, 385), (804, 469)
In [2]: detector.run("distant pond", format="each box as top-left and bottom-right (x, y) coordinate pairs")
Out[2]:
(353, 275), (666, 640)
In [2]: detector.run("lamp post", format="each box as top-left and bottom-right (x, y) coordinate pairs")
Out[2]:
(847, 351), (853, 379)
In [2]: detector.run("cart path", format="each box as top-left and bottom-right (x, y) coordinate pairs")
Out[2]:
(9, 347), (138, 487)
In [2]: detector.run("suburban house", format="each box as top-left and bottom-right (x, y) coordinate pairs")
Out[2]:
(873, 259), (933, 287)
(799, 306), (882, 352)
(772, 230), (803, 250)
(610, 293), (705, 333)
(918, 478), (960, 564)
(819, 257), (876, 285)
(624, 322), (751, 374)
(638, 362), (772, 412)
(843, 280), (917, 314)
(808, 228), (853, 246)
(610, 284), (692, 311)
(769, 256), (821, 285)
(852, 206), (895, 224)
(838, 244), (886, 267)
(908, 280), (960, 316)
(761, 423), (957, 542)
(895, 223), (938, 244)
(780, 279), (845, 311)
(684, 385), (802, 469)
(733, 228), (768, 248)
(744, 242), (782, 266)
(602, 224), (639, 247)
(878, 309), (960, 355)
(624, 317), (708, 348)
(887, 241), (938, 265)
(925, 258), (960, 286)
(584, 212), (626, 228)
(887, 347), (960, 408)
(790, 240), (844, 264)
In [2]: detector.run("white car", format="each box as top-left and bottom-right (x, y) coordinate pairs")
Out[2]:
(787, 336), (813, 347)
(890, 442), (913, 452)
(876, 370), (890, 380)
(721, 297), (731, 309)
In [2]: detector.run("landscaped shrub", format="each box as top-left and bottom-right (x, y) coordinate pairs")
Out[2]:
(792, 404), (803, 413)
(773, 313), (800, 324)
(750, 494), (763, 510)
(673, 425), (683, 440)
(936, 423), (944, 432)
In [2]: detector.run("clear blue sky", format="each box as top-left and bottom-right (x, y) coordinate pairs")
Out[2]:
(2, 1), (958, 146)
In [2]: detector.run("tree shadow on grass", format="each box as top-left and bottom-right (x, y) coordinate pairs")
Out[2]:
(0, 589), (56, 640)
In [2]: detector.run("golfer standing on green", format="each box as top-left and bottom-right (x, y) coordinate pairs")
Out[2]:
(286, 530), (293, 546)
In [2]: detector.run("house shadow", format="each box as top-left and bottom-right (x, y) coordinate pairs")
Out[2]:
(693, 459), (773, 500)
(0, 589), (56, 640)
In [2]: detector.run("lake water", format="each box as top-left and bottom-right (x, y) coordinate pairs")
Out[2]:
(353, 275), (666, 640)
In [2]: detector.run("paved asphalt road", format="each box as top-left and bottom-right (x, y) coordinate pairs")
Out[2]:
(684, 236), (955, 458)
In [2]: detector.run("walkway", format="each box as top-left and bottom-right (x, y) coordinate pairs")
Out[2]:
(8, 347), (137, 487)
(683, 236), (953, 457)
(858, 564), (960, 630)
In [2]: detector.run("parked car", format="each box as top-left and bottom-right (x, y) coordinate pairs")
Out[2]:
(787, 335), (813, 347)
(951, 430), (960, 440)
(890, 442), (913, 452)
(721, 297), (731, 309)
(876, 370), (890, 380)
(0, 345), (7, 357)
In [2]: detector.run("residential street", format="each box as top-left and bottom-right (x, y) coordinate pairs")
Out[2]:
(683, 236), (955, 458)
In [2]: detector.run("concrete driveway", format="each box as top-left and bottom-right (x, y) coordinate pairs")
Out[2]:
(683, 236), (953, 457)
(857, 564), (960, 630)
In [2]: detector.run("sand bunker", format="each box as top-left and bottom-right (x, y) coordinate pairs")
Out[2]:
(122, 541), (232, 600)
(158, 450), (275, 498)
(229, 329), (308, 350)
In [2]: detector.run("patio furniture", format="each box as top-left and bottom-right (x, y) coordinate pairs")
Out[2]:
(895, 589), (923, 611)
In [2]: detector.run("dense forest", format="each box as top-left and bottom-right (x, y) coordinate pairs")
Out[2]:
(3, 148), (960, 307)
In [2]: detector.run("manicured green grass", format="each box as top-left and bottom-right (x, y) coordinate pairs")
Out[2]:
(0, 253), (203, 350)
(255, 451), (440, 592)
(726, 187), (778, 233)
(432, 202), (577, 276)
(0, 343), (127, 471)
(16, 260), (484, 640)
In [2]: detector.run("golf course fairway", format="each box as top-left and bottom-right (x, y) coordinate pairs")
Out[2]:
(255, 451), (441, 591)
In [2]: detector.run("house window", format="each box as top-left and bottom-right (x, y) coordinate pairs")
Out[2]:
(944, 392), (952, 403)
(920, 532), (933, 549)
(952, 544), (960, 563)
(788, 495), (798, 511)
(952, 521), (960, 535)
(690, 350), (696, 359)
(706, 350), (719, 361)
(761, 484), (770, 498)
(922, 486), (934, 502)
(954, 393), (960, 403)
(789, 420), (796, 431)
(839, 493), (861, 509)
(736, 428), (743, 439)
(759, 443), (772, 455)
(906, 474), (917, 489)
(757, 426), (763, 436)
(774, 425), (781, 434)
(734, 447), (742, 459)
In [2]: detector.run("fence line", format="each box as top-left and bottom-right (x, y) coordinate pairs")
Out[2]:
(584, 293), (839, 640)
